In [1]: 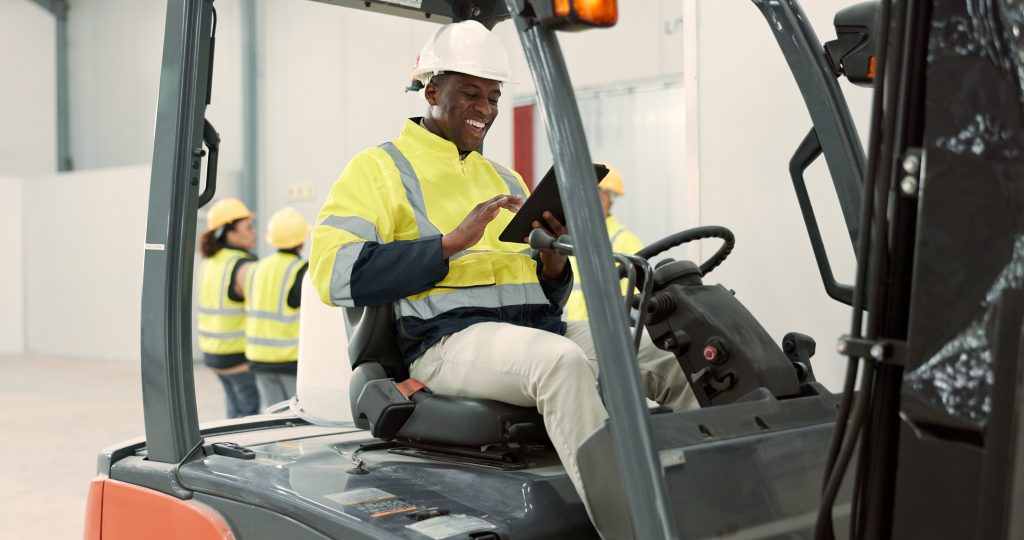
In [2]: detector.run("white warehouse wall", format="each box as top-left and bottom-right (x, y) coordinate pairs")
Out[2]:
(23, 166), (150, 362)
(494, 1), (685, 96)
(694, 0), (871, 389)
(255, 2), (440, 234)
(0, 0), (56, 176)
(0, 176), (25, 355)
(66, 0), (165, 170)
(66, 0), (246, 174)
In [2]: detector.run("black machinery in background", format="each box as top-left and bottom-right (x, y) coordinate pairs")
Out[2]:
(811, 0), (1024, 539)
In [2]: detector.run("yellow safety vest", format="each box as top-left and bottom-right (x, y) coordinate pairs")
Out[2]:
(565, 215), (645, 322)
(197, 247), (251, 354)
(310, 120), (544, 320)
(244, 252), (305, 363)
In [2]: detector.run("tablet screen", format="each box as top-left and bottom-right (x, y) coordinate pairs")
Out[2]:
(498, 163), (610, 243)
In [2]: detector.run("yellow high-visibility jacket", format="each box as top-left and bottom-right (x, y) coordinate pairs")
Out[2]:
(310, 119), (572, 365)
(244, 251), (307, 364)
(197, 246), (253, 360)
(565, 215), (644, 322)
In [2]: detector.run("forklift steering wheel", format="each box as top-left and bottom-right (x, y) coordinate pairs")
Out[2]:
(635, 225), (735, 276)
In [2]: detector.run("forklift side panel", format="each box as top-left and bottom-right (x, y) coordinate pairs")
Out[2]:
(87, 476), (235, 540)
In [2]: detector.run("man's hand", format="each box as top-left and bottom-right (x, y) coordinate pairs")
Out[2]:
(529, 211), (568, 280)
(442, 194), (523, 259)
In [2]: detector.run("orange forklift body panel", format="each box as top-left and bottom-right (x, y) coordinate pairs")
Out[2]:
(84, 475), (235, 540)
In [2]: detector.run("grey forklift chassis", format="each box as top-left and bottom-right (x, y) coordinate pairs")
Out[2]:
(122, 0), (865, 538)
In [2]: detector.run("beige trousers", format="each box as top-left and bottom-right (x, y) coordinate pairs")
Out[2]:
(408, 320), (696, 503)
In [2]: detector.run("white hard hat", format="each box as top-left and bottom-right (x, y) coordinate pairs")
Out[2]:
(410, 20), (512, 86)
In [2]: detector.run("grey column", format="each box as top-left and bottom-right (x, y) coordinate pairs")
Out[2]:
(241, 0), (260, 226)
(28, 0), (72, 170)
(141, 0), (216, 463)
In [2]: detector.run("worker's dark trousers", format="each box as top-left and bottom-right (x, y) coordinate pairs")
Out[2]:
(217, 370), (260, 418)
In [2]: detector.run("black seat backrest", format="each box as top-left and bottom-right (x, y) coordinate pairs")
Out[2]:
(345, 304), (408, 380)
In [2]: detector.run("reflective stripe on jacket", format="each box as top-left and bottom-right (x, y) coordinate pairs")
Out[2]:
(244, 252), (306, 363)
(197, 247), (251, 354)
(309, 119), (571, 365)
(565, 215), (645, 322)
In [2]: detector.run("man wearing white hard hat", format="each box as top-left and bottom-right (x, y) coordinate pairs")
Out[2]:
(310, 20), (692, 507)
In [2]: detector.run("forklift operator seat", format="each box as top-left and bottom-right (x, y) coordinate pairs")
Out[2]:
(346, 304), (546, 448)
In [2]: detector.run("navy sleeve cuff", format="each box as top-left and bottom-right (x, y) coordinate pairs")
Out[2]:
(536, 254), (573, 308)
(350, 235), (449, 305)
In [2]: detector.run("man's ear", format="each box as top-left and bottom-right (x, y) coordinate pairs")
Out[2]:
(424, 82), (439, 106)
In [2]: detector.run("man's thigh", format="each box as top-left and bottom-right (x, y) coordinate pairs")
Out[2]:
(409, 322), (595, 408)
(564, 320), (683, 380)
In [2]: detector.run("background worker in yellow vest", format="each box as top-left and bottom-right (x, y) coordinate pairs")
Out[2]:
(197, 198), (260, 418)
(244, 207), (311, 410)
(564, 165), (644, 322)
(309, 20), (693, 516)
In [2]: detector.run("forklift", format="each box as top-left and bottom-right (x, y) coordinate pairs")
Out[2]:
(84, 0), (1024, 539)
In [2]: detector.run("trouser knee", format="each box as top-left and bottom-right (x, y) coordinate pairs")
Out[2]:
(537, 340), (597, 386)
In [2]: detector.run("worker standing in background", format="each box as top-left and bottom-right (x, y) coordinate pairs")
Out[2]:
(197, 198), (260, 418)
(244, 207), (311, 410)
(564, 165), (643, 322)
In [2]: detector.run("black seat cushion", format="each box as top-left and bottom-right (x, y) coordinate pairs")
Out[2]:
(398, 393), (546, 447)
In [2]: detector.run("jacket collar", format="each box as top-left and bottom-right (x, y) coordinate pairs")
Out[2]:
(222, 242), (254, 258)
(399, 117), (480, 163)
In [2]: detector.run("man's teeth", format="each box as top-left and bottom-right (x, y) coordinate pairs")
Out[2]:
(467, 119), (485, 129)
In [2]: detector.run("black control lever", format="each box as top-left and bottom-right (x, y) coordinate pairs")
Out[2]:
(197, 119), (220, 208)
(532, 227), (652, 352)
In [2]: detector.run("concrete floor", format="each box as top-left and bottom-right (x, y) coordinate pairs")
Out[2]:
(0, 354), (225, 540)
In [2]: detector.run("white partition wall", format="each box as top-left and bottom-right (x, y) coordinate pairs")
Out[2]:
(0, 176), (25, 355)
(0, 0), (56, 176)
(527, 77), (688, 249)
(692, 0), (872, 389)
(22, 166), (151, 362)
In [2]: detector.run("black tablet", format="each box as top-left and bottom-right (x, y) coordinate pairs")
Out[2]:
(499, 163), (610, 243)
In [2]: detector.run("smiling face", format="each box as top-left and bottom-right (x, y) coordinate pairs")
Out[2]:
(422, 72), (501, 154)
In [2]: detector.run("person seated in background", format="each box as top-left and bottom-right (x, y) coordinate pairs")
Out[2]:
(564, 164), (644, 323)
(244, 207), (311, 411)
(197, 198), (260, 419)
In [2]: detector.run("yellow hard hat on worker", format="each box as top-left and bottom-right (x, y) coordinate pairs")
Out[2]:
(205, 197), (253, 232)
(599, 164), (625, 196)
(266, 207), (312, 249)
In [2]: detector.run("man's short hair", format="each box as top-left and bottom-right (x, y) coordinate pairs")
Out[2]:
(427, 72), (451, 88)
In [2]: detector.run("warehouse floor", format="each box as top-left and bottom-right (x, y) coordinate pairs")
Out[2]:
(0, 355), (225, 540)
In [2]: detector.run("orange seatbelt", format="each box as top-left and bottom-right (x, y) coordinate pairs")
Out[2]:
(395, 378), (427, 398)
